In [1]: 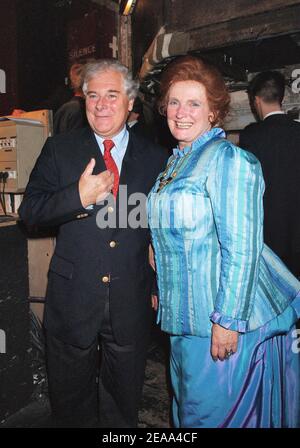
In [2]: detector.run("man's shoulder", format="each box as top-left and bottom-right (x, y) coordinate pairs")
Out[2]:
(51, 126), (91, 144)
(239, 121), (266, 148)
(287, 117), (300, 130)
(129, 128), (156, 148)
(241, 121), (261, 135)
(262, 114), (300, 130)
(257, 115), (300, 138)
(45, 127), (92, 159)
(129, 130), (169, 159)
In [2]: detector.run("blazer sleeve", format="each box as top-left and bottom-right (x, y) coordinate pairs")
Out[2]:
(18, 137), (90, 227)
(206, 142), (265, 332)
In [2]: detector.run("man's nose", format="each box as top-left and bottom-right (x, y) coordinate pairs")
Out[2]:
(95, 97), (109, 109)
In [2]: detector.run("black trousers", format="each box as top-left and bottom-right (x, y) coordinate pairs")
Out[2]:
(45, 300), (150, 428)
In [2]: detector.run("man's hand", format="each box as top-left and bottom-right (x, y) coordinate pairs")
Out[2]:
(149, 244), (156, 271)
(210, 323), (239, 361)
(151, 295), (158, 311)
(149, 246), (158, 310)
(79, 158), (114, 208)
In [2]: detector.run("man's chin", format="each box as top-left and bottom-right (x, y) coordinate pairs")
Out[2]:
(92, 126), (114, 136)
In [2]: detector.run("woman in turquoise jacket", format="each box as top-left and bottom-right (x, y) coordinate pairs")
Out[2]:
(148, 56), (300, 428)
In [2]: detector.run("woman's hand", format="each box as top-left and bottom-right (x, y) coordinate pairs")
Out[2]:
(211, 323), (239, 361)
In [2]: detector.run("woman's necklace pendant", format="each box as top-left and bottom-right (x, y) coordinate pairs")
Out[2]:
(156, 148), (191, 193)
(157, 176), (173, 192)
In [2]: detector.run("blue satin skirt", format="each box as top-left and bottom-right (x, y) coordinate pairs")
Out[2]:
(170, 307), (300, 428)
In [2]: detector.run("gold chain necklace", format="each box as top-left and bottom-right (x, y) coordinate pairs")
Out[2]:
(156, 148), (192, 193)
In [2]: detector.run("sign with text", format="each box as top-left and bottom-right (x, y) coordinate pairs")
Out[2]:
(67, 5), (118, 64)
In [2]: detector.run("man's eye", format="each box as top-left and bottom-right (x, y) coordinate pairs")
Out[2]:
(87, 93), (98, 100)
(191, 102), (201, 107)
(108, 94), (117, 100)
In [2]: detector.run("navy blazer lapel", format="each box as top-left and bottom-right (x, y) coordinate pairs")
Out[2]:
(82, 128), (107, 174)
(86, 130), (141, 238)
(83, 128), (140, 184)
(119, 131), (139, 194)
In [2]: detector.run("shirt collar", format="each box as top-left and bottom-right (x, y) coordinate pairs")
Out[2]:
(127, 120), (138, 128)
(94, 126), (128, 154)
(172, 127), (226, 157)
(264, 111), (285, 120)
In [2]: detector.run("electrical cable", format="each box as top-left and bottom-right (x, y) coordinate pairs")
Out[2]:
(0, 174), (5, 214)
(0, 172), (14, 221)
(1, 173), (7, 215)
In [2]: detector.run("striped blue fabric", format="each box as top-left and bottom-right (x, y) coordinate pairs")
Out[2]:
(147, 128), (300, 337)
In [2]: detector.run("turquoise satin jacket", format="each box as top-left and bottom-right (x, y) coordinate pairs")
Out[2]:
(148, 128), (300, 337)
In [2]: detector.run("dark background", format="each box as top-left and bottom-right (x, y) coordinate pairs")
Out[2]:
(0, 0), (119, 116)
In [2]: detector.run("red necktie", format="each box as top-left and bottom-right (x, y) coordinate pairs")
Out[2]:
(103, 139), (119, 198)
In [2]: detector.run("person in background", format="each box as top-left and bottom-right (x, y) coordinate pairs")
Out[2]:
(10, 109), (26, 116)
(148, 56), (300, 428)
(239, 71), (300, 278)
(127, 95), (153, 140)
(127, 96), (142, 129)
(19, 59), (168, 428)
(53, 62), (88, 134)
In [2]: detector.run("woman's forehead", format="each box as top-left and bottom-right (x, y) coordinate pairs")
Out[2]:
(168, 80), (207, 97)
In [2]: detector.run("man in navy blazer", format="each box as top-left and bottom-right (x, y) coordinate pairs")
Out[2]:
(240, 71), (300, 279)
(19, 59), (168, 427)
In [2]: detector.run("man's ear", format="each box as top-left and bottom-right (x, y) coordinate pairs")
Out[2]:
(128, 98), (134, 112)
(254, 96), (261, 108)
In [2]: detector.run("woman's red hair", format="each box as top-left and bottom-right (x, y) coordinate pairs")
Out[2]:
(158, 55), (230, 126)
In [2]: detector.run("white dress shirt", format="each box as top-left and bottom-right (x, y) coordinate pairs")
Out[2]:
(94, 126), (129, 174)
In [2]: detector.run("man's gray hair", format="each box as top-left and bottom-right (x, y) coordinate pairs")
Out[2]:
(82, 59), (139, 100)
